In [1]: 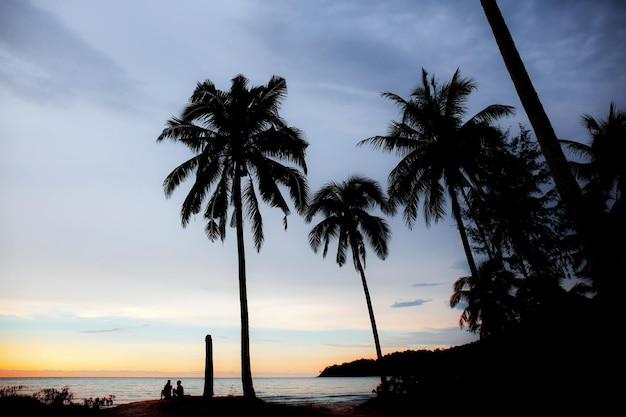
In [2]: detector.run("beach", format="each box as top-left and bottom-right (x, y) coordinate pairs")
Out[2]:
(102, 397), (358, 417)
(1, 394), (394, 417)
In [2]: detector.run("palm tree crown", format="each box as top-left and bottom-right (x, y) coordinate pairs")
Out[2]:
(157, 74), (309, 398)
(358, 68), (514, 281)
(158, 74), (309, 247)
(562, 102), (626, 212)
(305, 175), (390, 268)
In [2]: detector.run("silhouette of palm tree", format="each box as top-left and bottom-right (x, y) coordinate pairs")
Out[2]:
(359, 68), (513, 284)
(305, 175), (390, 384)
(157, 74), (309, 398)
(480, 0), (600, 286)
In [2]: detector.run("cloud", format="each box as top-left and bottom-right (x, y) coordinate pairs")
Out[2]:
(390, 299), (430, 308)
(79, 328), (122, 334)
(0, 0), (139, 108)
(411, 283), (441, 288)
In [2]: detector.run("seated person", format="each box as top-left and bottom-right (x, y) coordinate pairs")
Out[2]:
(174, 380), (184, 397)
(161, 380), (172, 399)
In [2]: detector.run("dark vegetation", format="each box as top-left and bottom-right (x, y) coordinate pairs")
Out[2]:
(0, 386), (115, 416)
(320, 297), (617, 413)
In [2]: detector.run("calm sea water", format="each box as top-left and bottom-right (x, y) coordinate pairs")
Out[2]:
(0, 377), (380, 408)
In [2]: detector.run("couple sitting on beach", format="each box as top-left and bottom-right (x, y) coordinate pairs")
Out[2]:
(160, 379), (184, 399)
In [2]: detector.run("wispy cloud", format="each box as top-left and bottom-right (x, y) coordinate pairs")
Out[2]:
(411, 283), (440, 288)
(79, 328), (121, 334)
(390, 299), (430, 308)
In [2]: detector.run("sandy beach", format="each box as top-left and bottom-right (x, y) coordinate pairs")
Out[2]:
(100, 396), (388, 417)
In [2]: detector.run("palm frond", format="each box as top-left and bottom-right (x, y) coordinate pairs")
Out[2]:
(204, 176), (230, 242)
(470, 104), (515, 124)
(335, 231), (349, 267)
(359, 214), (390, 260)
(163, 156), (200, 198)
(559, 139), (593, 160)
(242, 178), (264, 251)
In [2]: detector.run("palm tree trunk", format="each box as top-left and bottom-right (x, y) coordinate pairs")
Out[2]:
(451, 192), (480, 285)
(461, 187), (496, 261)
(234, 175), (256, 398)
(450, 193), (490, 339)
(356, 260), (386, 385)
(479, 0), (599, 285)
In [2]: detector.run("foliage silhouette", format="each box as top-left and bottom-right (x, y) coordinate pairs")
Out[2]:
(560, 102), (626, 300)
(452, 126), (574, 338)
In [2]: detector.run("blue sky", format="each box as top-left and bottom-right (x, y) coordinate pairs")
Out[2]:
(1, 0), (625, 379)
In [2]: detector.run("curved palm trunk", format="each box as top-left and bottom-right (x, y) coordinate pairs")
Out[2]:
(461, 187), (496, 262)
(234, 176), (256, 398)
(355, 259), (386, 385)
(450, 192), (480, 296)
(480, 0), (598, 285)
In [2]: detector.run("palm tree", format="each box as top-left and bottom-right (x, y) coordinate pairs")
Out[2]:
(561, 102), (626, 213)
(157, 74), (309, 398)
(305, 175), (391, 384)
(479, 0), (599, 286)
(358, 68), (514, 284)
(450, 259), (519, 339)
(560, 102), (626, 300)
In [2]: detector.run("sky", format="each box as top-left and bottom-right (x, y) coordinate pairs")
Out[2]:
(1, 0), (625, 382)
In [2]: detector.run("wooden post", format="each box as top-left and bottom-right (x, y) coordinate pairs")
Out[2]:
(203, 334), (214, 398)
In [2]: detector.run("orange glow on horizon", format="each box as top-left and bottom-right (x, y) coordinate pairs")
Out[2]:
(0, 369), (319, 378)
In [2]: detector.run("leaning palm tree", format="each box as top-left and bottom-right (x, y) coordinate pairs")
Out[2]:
(305, 175), (391, 384)
(479, 0), (600, 285)
(157, 74), (309, 398)
(358, 68), (514, 283)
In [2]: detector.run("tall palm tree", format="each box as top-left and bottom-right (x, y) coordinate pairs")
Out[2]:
(358, 68), (514, 283)
(479, 0), (599, 286)
(305, 175), (391, 384)
(157, 74), (309, 398)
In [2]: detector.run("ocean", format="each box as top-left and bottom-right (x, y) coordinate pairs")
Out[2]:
(0, 377), (380, 408)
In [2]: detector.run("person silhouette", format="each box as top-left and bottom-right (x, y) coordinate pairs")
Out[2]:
(161, 379), (172, 399)
(175, 380), (184, 398)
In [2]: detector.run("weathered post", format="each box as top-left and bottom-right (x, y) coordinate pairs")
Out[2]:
(203, 334), (214, 398)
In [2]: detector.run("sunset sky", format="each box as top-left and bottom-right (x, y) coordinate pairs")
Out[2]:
(1, 0), (625, 381)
